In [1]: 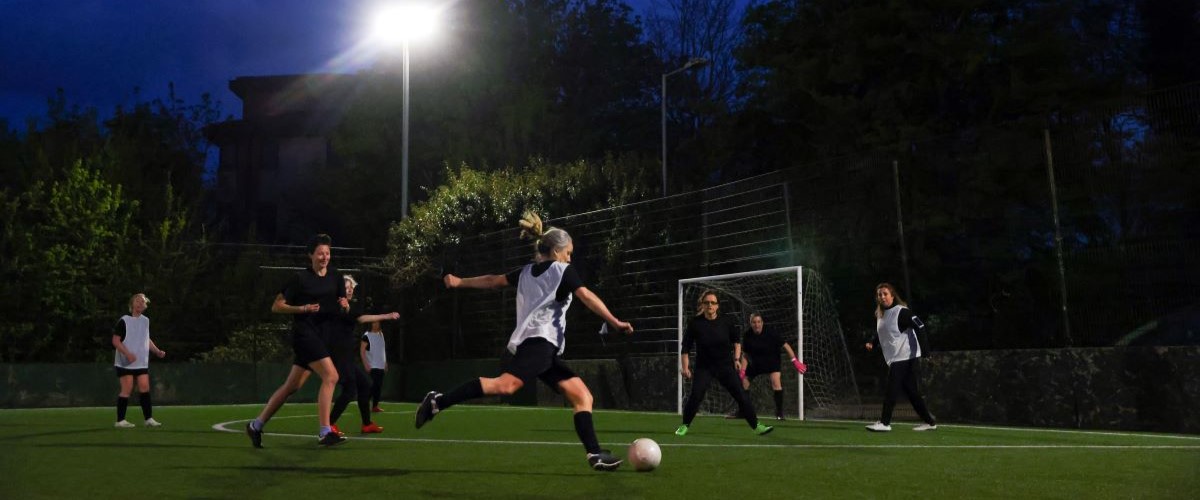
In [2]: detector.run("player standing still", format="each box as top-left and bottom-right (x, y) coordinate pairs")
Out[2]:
(112, 293), (166, 428)
(737, 313), (807, 420)
(677, 291), (774, 437)
(361, 321), (388, 413)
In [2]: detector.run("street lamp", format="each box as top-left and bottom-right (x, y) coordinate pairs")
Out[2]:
(371, 5), (439, 219)
(661, 57), (709, 198)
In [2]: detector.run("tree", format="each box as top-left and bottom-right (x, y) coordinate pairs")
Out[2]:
(644, 0), (748, 186)
(0, 160), (134, 361)
(382, 154), (653, 287)
(327, 0), (659, 248)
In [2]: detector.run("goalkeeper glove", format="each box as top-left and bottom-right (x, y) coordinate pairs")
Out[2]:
(791, 358), (807, 374)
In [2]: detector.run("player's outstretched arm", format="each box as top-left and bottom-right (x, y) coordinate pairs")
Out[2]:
(574, 287), (633, 334)
(444, 274), (508, 290)
(356, 312), (401, 324)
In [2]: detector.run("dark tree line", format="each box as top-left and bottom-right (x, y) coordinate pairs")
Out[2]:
(3, 0), (1197, 361)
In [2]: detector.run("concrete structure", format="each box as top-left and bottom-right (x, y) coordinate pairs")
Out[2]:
(205, 74), (361, 243)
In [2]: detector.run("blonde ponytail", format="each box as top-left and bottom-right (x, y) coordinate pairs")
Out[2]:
(518, 211), (571, 258)
(519, 211), (545, 241)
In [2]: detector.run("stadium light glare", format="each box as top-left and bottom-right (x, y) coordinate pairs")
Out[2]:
(371, 5), (439, 46)
(368, 4), (440, 219)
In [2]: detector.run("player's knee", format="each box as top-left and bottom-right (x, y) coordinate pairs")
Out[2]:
(497, 379), (523, 395)
(574, 391), (594, 410)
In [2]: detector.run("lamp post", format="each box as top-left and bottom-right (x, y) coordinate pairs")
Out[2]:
(372, 5), (438, 219)
(661, 57), (709, 198)
(401, 39), (410, 219)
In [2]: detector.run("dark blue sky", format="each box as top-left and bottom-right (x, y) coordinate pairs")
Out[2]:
(1, 0), (671, 130)
(0, 0), (384, 127)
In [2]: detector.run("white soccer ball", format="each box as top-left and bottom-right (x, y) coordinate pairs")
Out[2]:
(627, 438), (662, 472)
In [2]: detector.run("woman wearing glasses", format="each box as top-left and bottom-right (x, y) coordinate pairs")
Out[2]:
(676, 290), (773, 437)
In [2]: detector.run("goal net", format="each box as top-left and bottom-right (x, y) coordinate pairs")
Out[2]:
(677, 267), (861, 420)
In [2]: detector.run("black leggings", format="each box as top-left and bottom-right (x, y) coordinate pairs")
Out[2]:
(881, 358), (936, 425)
(682, 364), (759, 429)
(369, 368), (386, 408)
(331, 364), (373, 426)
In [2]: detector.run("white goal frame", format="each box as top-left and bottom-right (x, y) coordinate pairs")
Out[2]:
(677, 266), (805, 420)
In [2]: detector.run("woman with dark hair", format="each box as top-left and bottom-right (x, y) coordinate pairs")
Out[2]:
(415, 212), (634, 471)
(245, 234), (349, 447)
(736, 312), (806, 420)
(864, 283), (937, 432)
(676, 291), (774, 437)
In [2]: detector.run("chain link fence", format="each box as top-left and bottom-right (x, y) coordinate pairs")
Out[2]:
(404, 82), (1200, 361)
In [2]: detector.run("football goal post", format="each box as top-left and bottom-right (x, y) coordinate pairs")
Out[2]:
(677, 266), (861, 420)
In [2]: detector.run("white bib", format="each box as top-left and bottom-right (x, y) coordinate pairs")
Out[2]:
(114, 315), (151, 369)
(508, 262), (573, 355)
(876, 306), (920, 366)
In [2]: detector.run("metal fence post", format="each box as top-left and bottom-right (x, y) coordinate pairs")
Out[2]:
(1043, 128), (1074, 347)
(892, 160), (912, 300)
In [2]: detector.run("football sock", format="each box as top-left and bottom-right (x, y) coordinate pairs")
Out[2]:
(773, 390), (784, 415)
(331, 391), (351, 425)
(358, 391), (372, 425)
(573, 411), (601, 454)
(319, 425), (332, 437)
(250, 419), (263, 431)
(438, 379), (483, 410)
(117, 396), (129, 421)
(139, 392), (152, 419)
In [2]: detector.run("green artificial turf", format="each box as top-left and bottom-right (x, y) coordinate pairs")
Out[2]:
(2, 403), (1197, 499)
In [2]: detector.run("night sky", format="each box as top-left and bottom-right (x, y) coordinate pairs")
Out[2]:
(0, 0), (387, 127)
(1, 0), (672, 130)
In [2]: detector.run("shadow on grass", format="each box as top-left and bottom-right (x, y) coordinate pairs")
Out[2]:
(0, 424), (219, 441)
(36, 442), (232, 449)
(182, 465), (591, 479)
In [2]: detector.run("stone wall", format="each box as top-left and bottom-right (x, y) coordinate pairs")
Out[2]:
(0, 363), (402, 408)
(921, 346), (1200, 433)
(4, 347), (1197, 434)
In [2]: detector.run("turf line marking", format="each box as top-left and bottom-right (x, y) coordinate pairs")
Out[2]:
(211, 415), (1200, 450)
(435, 405), (1200, 442)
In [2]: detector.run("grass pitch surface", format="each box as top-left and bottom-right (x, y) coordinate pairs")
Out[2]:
(3, 403), (1197, 499)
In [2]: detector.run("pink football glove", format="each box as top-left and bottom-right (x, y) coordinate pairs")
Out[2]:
(738, 368), (747, 380)
(792, 358), (807, 374)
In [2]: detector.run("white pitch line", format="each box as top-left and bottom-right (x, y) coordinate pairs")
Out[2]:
(367, 404), (1200, 442)
(212, 414), (1200, 450)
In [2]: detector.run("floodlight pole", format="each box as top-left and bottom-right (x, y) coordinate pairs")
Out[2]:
(401, 39), (411, 219)
(661, 57), (709, 198)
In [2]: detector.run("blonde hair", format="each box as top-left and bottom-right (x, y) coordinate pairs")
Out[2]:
(343, 274), (358, 290)
(874, 283), (907, 319)
(694, 290), (718, 316)
(128, 293), (150, 313)
(519, 211), (571, 259)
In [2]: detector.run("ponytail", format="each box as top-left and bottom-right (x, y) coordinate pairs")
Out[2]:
(519, 211), (571, 258)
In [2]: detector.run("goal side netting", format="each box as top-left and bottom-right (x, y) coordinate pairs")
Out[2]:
(677, 267), (862, 420)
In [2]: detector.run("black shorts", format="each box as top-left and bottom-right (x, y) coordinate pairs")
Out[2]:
(292, 320), (332, 368)
(503, 338), (578, 388)
(745, 360), (781, 379)
(114, 367), (149, 377)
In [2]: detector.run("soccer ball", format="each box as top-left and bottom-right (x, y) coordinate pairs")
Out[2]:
(627, 438), (662, 472)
